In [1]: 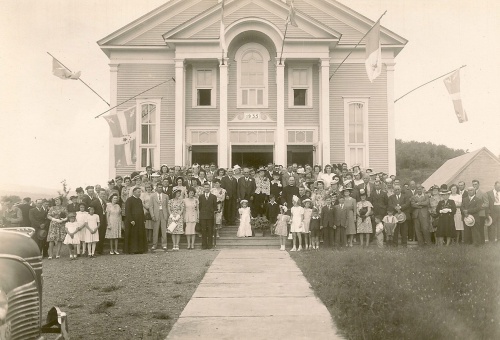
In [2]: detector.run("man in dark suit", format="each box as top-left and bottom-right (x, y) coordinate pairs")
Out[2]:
(29, 199), (49, 254)
(371, 182), (388, 217)
(90, 189), (108, 254)
(221, 168), (238, 225)
(82, 186), (95, 208)
(237, 167), (256, 202)
(333, 197), (348, 247)
(472, 179), (488, 244)
(388, 185), (410, 247)
(199, 182), (218, 249)
(18, 197), (32, 227)
(280, 176), (299, 212)
(320, 196), (335, 248)
(462, 187), (483, 246)
(405, 181), (417, 241)
(410, 184), (431, 246)
(486, 181), (500, 243)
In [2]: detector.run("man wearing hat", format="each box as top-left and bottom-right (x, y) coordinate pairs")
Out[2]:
(486, 181), (500, 243)
(237, 168), (256, 204)
(221, 168), (238, 225)
(462, 186), (483, 246)
(66, 196), (80, 214)
(388, 185), (410, 247)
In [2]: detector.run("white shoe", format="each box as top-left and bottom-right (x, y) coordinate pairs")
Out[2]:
(290, 247), (297, 252)
(297, 246), (302, 251)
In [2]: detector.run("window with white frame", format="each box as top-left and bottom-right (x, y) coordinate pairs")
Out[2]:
(138, 99), (161, 170)
(288, 66), (312, 107)
(235, 43), (269, 108)
(344, 99), (369, 167)
(193, 68), (216, 107)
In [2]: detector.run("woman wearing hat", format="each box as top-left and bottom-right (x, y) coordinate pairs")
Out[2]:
(171, 177), (187, 200)
(449, 184), (464, 243)
(435, 185), (457, 246)
(356, 189), (373, 248)
(253, 167), (270, 217)
(121, 176), (133, 218)
(343, 188), (357, 247)
(428, 185), (441, 238)
(141, 182), (155, 244)
(168, 187), (185, 250)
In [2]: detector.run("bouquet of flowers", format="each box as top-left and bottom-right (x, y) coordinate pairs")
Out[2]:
(250, 216), (269, 230)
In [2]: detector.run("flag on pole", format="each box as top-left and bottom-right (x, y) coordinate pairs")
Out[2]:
(52, 58), (81, 80)
(365, 22), (382, 82)
(286, 0), (298, 27)
(220, 0), (226, 51)
(104, 106), (137, 167)
(443, 70), (468, 123)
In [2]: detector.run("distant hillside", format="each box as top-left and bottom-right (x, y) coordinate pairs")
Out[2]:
(396, 139), (466, 184)
(0, 183), (58, 200)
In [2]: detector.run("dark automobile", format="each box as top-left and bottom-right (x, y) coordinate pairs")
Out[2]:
(0, 228), (68, 340)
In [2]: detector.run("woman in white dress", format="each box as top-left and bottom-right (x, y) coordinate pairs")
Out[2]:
(290, 196), (305, 251)
(237, 200), (252, 237)
(449, 184), (464, 243)
(183, 188), (199, 249)
(319, 164), (335, 188)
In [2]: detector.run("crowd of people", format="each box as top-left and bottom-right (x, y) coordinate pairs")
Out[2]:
(2, 162), (499, 257)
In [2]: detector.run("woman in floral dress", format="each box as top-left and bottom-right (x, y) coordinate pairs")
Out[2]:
(105, 194), (122, 254)
(343, 188), (357, 247)
(312, 180), (328, 210)
(141, 183), (154, 243)
(356, 189), (373, 248)
(211, 179), (227, 237)
(121, 176), (132, 218)
(47, 197), (68, 259)
(168, 188), (185, 251)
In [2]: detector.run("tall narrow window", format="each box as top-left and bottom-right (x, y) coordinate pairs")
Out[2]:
(236, 43), (269, 108)
(139, 103), (157, 168)
(344, 99), (368, 167)
(193, 68), (216, 107)
(288, 66), (312, 107)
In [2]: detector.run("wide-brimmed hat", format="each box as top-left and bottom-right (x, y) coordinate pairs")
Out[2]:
(484, 215), (493, 227)
(257, 167), (266, 172)
(341, 187), (352, 194)
(359, 188), (367, 196)
(233, 164), (241, 170)
(240, 199), (248, 204)
(172, 187), (182, 195)
(464, 215), (475, 227)
(302, 198), (312, 204)
(395, 212), (406, 223)
(297, 168), (305, 174)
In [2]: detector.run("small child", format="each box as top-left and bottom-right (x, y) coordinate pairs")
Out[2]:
(309, 208), (321, 250)
(274, 206), (290, 250)
(215, 200), (223, 238)
(383, 210), (397, 246)
(63, 213), (81, 259)
(302, 199), (313, 250)
(237, 200), (252, 237)
(265, 194), (280, 233)
(374, 215), (384, 248)
(84, 206), (100, 258)
(75, 203), (88, 256)
(289, 195), (304, 251)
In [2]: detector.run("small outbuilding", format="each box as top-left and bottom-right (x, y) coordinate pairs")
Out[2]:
(422, 147), (500, 189)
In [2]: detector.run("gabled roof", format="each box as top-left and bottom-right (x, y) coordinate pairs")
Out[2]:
(98, 0), (407, 54)
(422, 147), (500, 188)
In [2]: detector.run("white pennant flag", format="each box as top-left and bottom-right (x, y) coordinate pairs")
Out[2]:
(365, 22), (382, 82)
(52, 58), (81, 80)
(443, 70), (468, 123)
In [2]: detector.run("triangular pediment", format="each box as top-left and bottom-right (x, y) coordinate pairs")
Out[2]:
(164, 0), (341, 42)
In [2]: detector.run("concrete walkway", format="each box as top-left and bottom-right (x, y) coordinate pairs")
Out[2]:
(166, 249), (344, 340)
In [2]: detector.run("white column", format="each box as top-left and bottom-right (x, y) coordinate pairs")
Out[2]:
(386, 62), (396, 175)
(174, 59), (185, 166)
(320, 58), (330, 165)
(219, 60), (228, 168)
(276, 61), (286, 166)
(109, 63), (119, 178)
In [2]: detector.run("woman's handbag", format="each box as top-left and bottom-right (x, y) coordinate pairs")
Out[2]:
(144, 211), (152, 220)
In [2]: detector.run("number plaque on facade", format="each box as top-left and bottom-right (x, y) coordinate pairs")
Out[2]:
(231, 112), (274, 122)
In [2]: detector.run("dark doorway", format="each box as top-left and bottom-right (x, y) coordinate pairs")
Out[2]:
(192, 145), (218, 166)
(287, 145), (313, 166)
(232, 145), (273, 169)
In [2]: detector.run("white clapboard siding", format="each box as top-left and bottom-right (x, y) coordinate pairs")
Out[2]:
(116, 63), (175, 172)
(284, 63), (320, 126)
(227, 39), (277, 123)
(330, 63), (388, 171)
(185, 63), (220, 127)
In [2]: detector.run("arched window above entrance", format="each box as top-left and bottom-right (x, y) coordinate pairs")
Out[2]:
(235, 43), (270, 108)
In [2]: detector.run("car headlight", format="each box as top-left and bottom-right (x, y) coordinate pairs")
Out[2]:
(0, 289), (7, 322)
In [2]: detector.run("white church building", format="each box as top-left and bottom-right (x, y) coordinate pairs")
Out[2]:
(98, 0), (407, 177)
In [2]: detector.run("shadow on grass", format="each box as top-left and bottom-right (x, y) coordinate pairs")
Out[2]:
(152, 311), (171, 320)
(91, 300), (116, 314)
(101, 284), (123, 293)
(291, 246), (500, 340)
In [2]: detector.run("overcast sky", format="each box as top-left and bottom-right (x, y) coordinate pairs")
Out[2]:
(0, 0), (499, 191)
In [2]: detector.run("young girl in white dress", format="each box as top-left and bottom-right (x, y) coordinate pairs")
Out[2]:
(274, 206), (290, 251)
(63, 213), (81, 259)
(302, 199), (313, 250)
(76, 203), (88, 256)
(84, 206), (100, 258)
(237, 200), (252, 237)
(290, 195), (304, 251)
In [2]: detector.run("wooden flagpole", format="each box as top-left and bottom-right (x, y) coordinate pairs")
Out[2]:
(94, 78), (175, 118)
(48, 52), (110, 106)
(329, 10), (387, 81)
(394, 65), (467, 103)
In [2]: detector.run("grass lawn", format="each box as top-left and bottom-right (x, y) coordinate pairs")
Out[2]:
(42, 250), (217, 339)
(291, 245), (500, 340)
